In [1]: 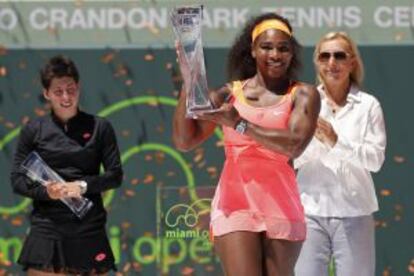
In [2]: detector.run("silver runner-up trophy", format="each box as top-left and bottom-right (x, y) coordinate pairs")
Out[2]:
(21, 151), (93, 219)
(170, 5), (216, 118)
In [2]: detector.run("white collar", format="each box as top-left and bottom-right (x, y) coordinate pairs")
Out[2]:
(318, 83), (361, 104)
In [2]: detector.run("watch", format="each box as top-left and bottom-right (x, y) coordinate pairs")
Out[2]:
(234, 119), (248, 135)
(78, 181), (88, 194)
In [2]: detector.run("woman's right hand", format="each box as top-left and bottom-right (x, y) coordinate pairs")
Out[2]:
(45, 181), (67, 200)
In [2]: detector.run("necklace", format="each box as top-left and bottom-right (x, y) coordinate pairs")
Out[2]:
(327, 98), (341, 114)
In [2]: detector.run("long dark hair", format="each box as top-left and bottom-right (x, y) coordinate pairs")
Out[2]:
(227, 13), (302, 81)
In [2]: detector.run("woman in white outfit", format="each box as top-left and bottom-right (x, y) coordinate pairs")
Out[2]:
(294, 32), (387, 276)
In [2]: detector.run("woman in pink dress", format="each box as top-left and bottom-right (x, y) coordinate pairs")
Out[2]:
(173, 13), (320, 276)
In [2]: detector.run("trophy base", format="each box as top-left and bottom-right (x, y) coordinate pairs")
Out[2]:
(187, 104), (220, 118)
(66, 198), (94, 219)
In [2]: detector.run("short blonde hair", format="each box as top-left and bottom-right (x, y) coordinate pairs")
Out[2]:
(314, 32), (364, 87)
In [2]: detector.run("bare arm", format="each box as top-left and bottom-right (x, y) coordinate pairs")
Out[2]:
(243, 84), (320, 158)
(172, 89), (217, 151)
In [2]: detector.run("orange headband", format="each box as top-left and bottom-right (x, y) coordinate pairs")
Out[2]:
(251, 19), (292, 42)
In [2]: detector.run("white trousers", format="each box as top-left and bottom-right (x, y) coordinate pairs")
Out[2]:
(295, 215), (375, 276)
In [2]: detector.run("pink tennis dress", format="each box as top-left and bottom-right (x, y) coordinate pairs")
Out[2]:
(210, 80), (306, 241)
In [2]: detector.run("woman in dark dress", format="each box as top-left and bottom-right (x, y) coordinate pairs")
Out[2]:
(10, 55), (123, 275)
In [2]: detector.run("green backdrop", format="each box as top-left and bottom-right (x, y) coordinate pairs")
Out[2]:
(0, 46), (413, 275)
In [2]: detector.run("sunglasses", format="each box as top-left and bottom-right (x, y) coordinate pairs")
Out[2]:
(318, 51), (350, 62)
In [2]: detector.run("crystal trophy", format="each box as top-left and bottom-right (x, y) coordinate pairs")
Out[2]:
(21, 151), (93, 219)
(170, 5), (216, 118)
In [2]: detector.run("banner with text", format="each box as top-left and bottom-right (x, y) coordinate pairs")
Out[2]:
(0, 0), (413, 48)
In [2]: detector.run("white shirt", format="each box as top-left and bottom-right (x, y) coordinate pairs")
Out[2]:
(294, 84), (387, 217)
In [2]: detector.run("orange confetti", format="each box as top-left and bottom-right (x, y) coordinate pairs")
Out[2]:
(18, 60), (27, 69)
(147, 24), (160, 35)
(395, 204), (404, 212)
(101, 52), (115, 64)
(132, 261), (142, 271)
(194, 148), (204, 163)
(145, 154), (153, 161)
(143, 231), (153, 237)
(34, 107), (47, 117)
(121, 222), (131, 229)
(395, 32), (404, 42)
(165, 62), (173, 70)
(74, 0), (83, 7)
(172, 90), (180, 97)
(181, 266), (195, 275)
(21, 116), (30, 125)
(143, 174), (154, 184)
(380, 189), (391, 196)
(197, 160), (206, 168)
(179, 186), (188, 196)
(125, 189), (136, 197)
(383, 266), (392, 276)
(122, 262), (131, 272)
(5, 121), (15, 128)
(393, 155), (405, 163)
(121, 130), (130, 137)
(125, 79), (133, 86)
(408, 259), (414, 273)
(167, 171), (176, 177)
(114, 65), (128, 77)
(216, 140), (225, 147)
(47, 26), (58, 35)
(0, 66), (7, 77)
(154, 151), (165, 163)
(0, 45), (7, 55)
(144, 54), (155, 61)
(207, 166), (218, 178)
(131, 178), (139, 185)
(11, 217), (23, 226)
(205, 264), (215, 272)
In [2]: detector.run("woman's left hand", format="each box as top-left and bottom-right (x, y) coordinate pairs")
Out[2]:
(315, 117), (338, 147)
(195, 102), (240, 128)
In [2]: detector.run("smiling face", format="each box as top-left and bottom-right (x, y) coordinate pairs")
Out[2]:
(43, 76), (80, 122)
(252, 29), (293, 80)
(316, 38), (355, 86)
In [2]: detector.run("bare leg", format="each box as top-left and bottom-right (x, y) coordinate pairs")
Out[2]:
(215, 231), (263, 276)
(263, 238), (303, 276)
